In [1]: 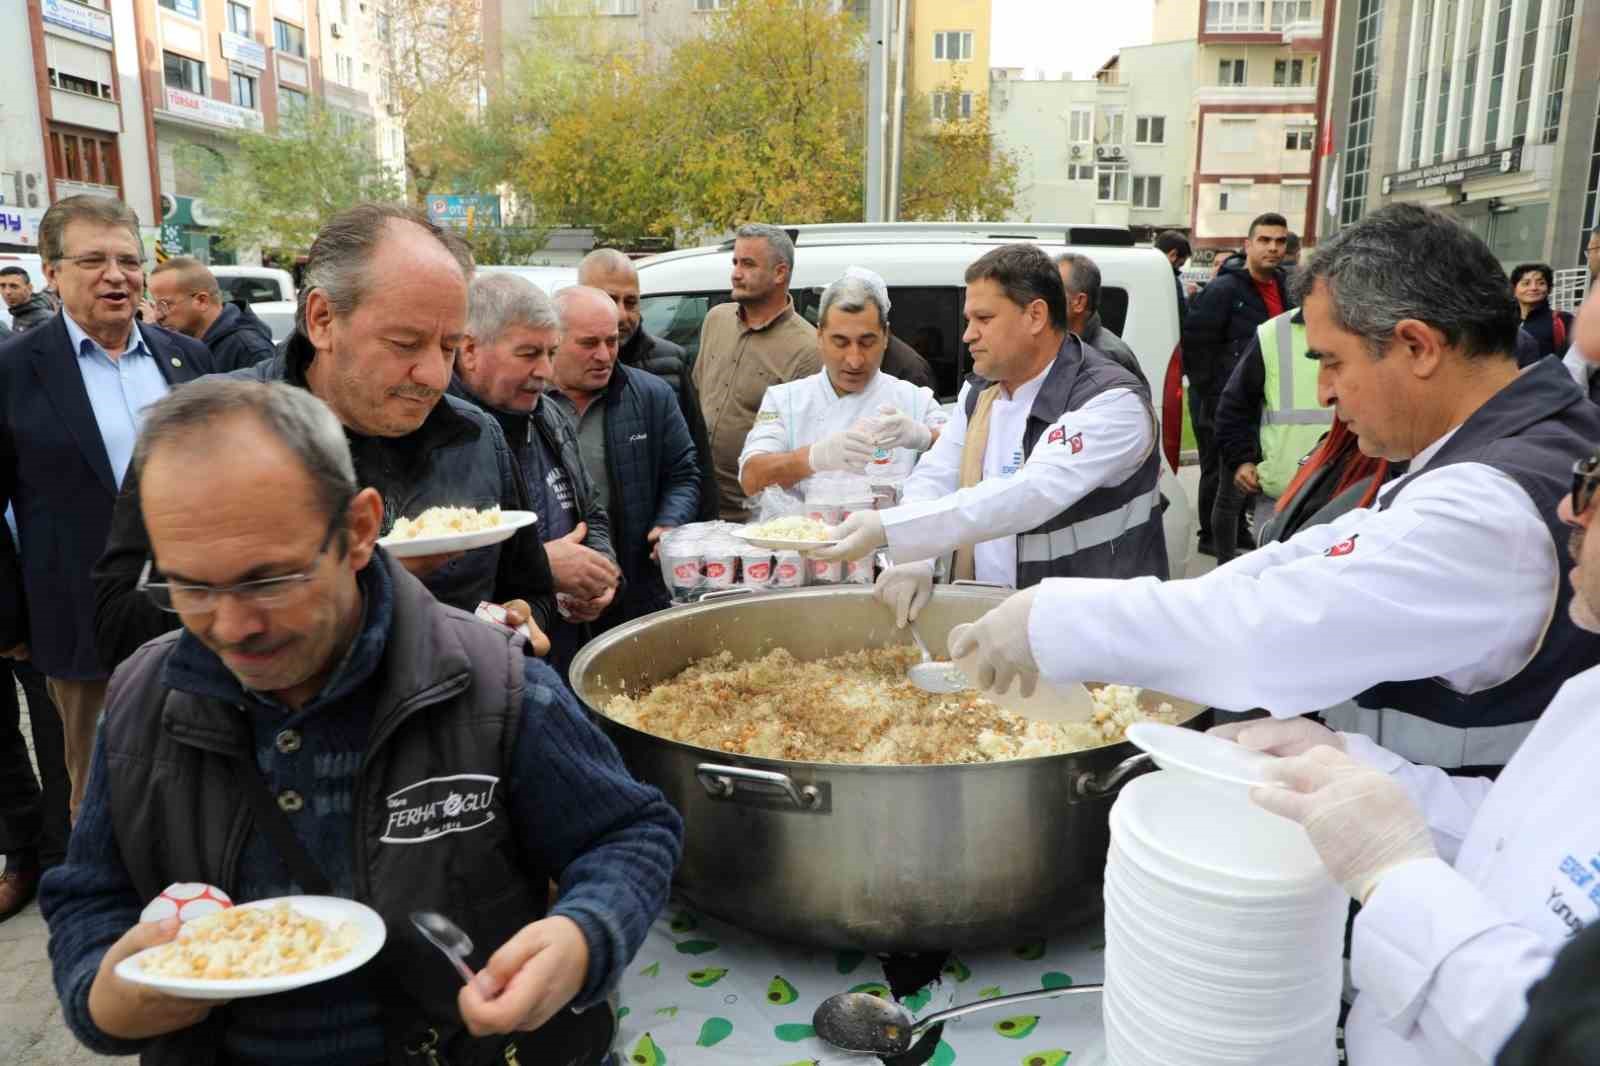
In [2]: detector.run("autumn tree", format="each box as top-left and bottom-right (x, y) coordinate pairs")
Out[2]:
(183, 106), (403, 260)
(898, 90), (1023, 222)
(383, 0), (487, 199)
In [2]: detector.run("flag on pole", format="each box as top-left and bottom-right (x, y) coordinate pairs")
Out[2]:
(1325, 157), (1341, 220)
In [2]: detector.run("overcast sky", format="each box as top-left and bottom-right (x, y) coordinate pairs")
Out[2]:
(989, 0), (1156, 80)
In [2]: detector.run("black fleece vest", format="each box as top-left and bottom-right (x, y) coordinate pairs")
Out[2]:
(102, 555), (613, 1066)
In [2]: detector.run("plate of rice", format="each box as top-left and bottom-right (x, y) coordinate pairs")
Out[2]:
(377, 506), (537, 558)
(736, 516), (839, 552)
(116, 897), (386, 1000)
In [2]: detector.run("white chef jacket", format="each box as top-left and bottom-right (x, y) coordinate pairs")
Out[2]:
(1337, 662), (1600, 1064)
(737, 369), (946, 487)
(883, 368), (1154, 588)
(1025, 429), (1558, 715)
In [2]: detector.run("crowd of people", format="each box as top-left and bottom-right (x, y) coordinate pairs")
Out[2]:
(0, 189), (1597, 1064)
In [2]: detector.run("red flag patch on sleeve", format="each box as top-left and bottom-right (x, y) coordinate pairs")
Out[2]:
(1323, 534), (1359, 558)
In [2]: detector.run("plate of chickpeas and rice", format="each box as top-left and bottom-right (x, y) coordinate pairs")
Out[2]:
(116, 897), (386, 1000)
(376, 506), (537, 558)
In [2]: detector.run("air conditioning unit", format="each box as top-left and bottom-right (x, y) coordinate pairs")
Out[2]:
(1095, 145), (1110, 160)
(1069, 144), (1084, 159)
(1110, 145), (1125, 160)
(330, 21), (344, 36)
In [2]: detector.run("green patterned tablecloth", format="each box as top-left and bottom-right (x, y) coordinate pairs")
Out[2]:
(616, 900), (1108, 1065)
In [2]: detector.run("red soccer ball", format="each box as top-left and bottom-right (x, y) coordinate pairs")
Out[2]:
(141, 882), (234, 924)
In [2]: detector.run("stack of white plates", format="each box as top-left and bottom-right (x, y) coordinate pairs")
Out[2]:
(1102, 770), (1346, 1066)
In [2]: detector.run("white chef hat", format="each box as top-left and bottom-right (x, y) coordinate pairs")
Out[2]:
(841, 266), (891, 314)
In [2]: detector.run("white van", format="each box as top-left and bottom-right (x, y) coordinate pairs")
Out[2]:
(476, 264), (578, 295)
(0, 253), (48, 332)
(211, 265), (297, 342)
(634, 222), (1193, 574)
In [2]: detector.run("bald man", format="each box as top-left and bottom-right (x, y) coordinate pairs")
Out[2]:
(577, 249), (717, 520)
(147, 257), (276, 373)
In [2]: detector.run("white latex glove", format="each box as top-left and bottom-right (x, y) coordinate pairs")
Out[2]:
(872, 404), (933, 451)
(946, 586), (1040, 697)
(808, 429), (876, 474)
(875, 560), (935, 628)
(1209, 717), (1345, 757)
(1251, 746), (1438, 902)
(814, 510), (887, 561)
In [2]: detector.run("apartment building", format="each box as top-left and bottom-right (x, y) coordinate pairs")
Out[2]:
(1154, 0), (1334, 257)
(6, 0), (162, 248)
(907, 0), (991, 120)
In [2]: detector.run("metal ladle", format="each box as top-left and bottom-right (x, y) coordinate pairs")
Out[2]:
(813, 983), (1104, 1056)
(904, 619), (972, 694)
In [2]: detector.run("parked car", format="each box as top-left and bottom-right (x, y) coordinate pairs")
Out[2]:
(635, 222), (1193, 574)
(476, 264), (578, 295)
(211, 265), (297, 342)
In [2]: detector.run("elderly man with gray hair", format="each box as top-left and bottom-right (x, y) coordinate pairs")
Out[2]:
(693, 222), (820, 520)
(451, 272), (619, 673)
(1054, 252), (1147, 388)
(739, 267), (945, 497)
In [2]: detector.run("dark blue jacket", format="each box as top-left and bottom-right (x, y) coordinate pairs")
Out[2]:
(0, 317), (212, 678)
(1180, 258), (1288, 397)
(582, 362), (700, 626)
(200, 300), (277, 373)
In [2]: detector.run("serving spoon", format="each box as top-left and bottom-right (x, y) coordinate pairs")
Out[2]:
(813, 983), (1104, 1056)
(904, 619), (973, 694)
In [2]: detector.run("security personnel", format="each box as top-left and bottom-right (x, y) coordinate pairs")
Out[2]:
(818, 244), (1167, 627)
(949, 204), (1600, 773)
(1211, 309), (1332, 561)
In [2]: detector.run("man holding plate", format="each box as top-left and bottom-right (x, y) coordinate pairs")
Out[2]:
(90, 203), (561, 670)
(41, 379), (683, 1066)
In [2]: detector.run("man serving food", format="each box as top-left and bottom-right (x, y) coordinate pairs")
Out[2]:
(40, 380), (682, 1066)
(816, 244), (1167, 625)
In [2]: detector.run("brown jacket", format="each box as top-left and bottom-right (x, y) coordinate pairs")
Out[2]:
(693, 298), (819, 520)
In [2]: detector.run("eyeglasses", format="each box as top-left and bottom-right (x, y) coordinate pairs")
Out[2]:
(1572, 454), (1600, 518)
(154, 293), (201, 314)
(57, 253), (146, 274)
(137, 512), (345, 615)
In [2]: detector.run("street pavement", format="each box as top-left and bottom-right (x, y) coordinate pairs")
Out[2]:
(0, 467), (1216, 1063)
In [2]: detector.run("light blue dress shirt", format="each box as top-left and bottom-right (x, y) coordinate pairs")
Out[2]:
(63, 312), (170, 488)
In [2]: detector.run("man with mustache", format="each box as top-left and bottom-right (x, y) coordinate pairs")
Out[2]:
(0, 197), (212, 844)
(90, 203), (558, 670)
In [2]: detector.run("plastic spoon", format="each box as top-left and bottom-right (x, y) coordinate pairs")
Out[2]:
(813, 983), (1104, 1056)
(411, 911), (476, 985)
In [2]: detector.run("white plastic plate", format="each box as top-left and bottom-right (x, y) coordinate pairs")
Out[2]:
(1124, 721), (1281, 789)
(115, 896), (387, 1000)
(731, 528), (840, 553)
(377, 510), (537, 558)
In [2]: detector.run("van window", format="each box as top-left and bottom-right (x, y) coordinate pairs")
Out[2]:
(642, 286), (972, 401)
(1099, 286), (1129, 337)
(217, 276), (287, 304)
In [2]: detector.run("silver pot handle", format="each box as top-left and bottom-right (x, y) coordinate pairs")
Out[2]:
(695, 586), (758, 604)
(696, 763), (827, 811)
(1073, 752), (1154, 798)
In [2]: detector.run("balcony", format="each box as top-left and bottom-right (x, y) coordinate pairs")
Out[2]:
(1194, 85), (1316, 107)
(55, 179), (120, 199)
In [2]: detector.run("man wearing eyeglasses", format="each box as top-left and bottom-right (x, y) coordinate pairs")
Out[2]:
(40, 378), (681, 1066)
(0, 196), (211, 881)
(146, 256), (275, 373)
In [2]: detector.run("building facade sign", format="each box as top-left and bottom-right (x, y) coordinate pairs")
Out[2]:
(0, 207), (48, 247)
(426, 195), (503, 229)
(1381, 145), (1523, 195)
(41, 0), (113, 42)
(220, 32), (267, 70)
(164, 87), (265, 131)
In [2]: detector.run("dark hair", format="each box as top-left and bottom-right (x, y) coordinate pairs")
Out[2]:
(1154, 231), (1191, 258)
(1285, 232), (1303, 258)
(1248, 212), (1289, 237)
(1292, 203), (1519, 362)
(296, 202), (473, 336)
(38, 195), (142, 264)
(0, 266), (30, 282)
(1052, 252), (1102, 315)
(1509, 262), (1554, 290)
(964, 244), (1068, 330)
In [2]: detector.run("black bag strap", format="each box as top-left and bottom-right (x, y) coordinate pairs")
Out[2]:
(235, 759), (332, 896)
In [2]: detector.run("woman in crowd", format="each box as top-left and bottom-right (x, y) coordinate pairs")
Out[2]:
(1511, 262), (1575, 362)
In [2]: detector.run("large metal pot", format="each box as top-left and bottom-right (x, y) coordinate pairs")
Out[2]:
(569, 585), (1207, 952)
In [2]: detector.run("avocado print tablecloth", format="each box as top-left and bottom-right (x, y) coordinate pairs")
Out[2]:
(615, 899), (1108, 1066)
